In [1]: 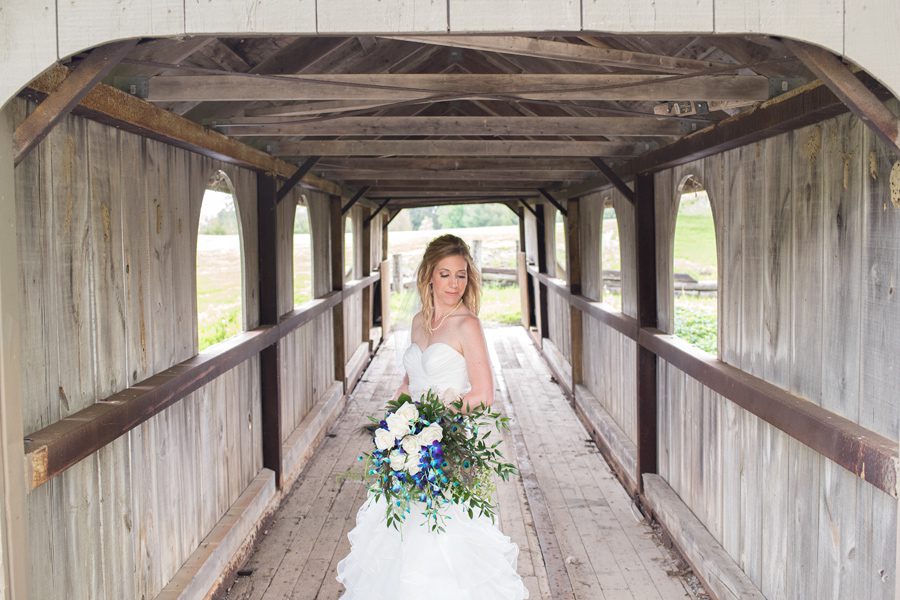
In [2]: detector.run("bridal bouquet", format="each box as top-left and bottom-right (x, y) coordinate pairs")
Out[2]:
(359, 389), (517, 533)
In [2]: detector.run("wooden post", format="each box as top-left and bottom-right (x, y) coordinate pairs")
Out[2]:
(535, 203), (549, 341)
(518, 208), (534, 329)
(361, 207), (373, 350)
(257, 172), (283, 488)
(566, 197), (583, 394)
(634, 172), (658, 487)
(0, 103), (29, 598)
(380, 213), (391, 335)
(330, 195), (346, 388)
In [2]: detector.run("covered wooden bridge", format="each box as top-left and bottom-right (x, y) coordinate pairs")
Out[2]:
(1, 4), (899, 599)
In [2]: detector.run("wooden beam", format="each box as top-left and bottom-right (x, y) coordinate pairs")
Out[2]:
(148, 73), (771, 102)
(538, 188), (567, 217)
(341, 186), (369, 215)
(257, 174), (283, 488)
(218, 116), (688, 137)
(634, 173), (658, 487)
(14, 40), (138, 165)
(387, 35), (734, 74)
(564, 73), (892, 197)
(784, 40), (900, 155)
(271, 140), (643, 157)
(364, 199), (391, 225)
(361, 208), (373, 348)
(276, 156), (320, 204)
(589, 157), (635, 204)
(244, 100), (401, 118)
(329, 169), (592, 182)
(316, 157), (599, 171)
(22, 64), (341, 195)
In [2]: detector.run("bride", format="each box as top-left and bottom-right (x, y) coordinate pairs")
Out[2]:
(336, 234), (528, 599)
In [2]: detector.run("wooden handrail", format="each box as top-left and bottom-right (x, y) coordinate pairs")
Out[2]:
(23, 277), (379, 490)
(527, 265), (899, 497)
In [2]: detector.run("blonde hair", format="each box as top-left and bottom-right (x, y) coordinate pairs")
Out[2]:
(416, 234), (481, 333)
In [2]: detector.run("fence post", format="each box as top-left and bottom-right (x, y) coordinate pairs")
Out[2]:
(472, 239), (483, 271)
(634, 172), (659, 487)
(392, 253), (402, 293)
(257, 172), (283, 488)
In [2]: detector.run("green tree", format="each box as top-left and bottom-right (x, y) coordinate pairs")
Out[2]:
(200, 206), (239, 235)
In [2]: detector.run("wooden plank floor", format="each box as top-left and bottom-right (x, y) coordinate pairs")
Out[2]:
(225, 327), (695, 600)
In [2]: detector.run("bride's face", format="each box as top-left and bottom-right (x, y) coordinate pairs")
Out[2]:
(430, 255), (468, 307)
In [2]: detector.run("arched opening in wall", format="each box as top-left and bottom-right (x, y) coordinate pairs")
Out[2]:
(554, 209), (566, 280)
(293, 197), (313, 307)
(344, 213), (355, 281)
(601, 200), (623, 312)
(385, 204), (521, 333)
(672, 175), (718, 354)
(196, 170), (244, 351)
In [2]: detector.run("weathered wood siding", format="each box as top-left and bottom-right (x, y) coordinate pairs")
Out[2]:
(547, 289), (571, 363)
(578, 190), (638, 443)
(11, 98), (339, 599)
(654, 108), (900, 599)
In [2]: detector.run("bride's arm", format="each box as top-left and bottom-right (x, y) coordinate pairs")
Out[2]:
(457, 316), (494, 411)
(394, 373), (410, 400)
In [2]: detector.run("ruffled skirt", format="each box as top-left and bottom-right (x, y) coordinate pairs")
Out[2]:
(336, 495), (529, 599)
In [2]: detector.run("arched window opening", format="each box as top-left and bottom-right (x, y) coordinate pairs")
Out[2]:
(293, 198), (313, 307)
(601, 201), (623, 311)
(196, 170), (244, 351)
(554, 209), (566, 280)
(344, 213), (355, 281)
(672, 175), (718, 354)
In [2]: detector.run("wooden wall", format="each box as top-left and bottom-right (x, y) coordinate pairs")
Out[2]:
(653, 108), (900, 599)
(11, 98), (342, 599)
(576, 190), (639, 443)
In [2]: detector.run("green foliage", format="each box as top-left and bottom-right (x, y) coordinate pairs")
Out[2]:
(436, 204), (517, 229)
(198, 305), (242, 350)
(674, 295), (718, 354)
(673, 215), (717, 281)
(199, 206), (239, 235)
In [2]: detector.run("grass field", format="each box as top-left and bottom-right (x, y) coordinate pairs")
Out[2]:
(196, 208), (718, 353)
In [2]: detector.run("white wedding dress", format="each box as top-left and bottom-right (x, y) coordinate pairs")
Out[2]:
(335, 342), (529, 599)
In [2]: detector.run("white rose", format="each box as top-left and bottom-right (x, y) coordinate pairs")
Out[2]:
(386, 412), (411, 438)
(395, 401), (419, 423)
(389, 449), (406, 469)
(405, 453), (422, 476)
(440, 387), (462, 406)
(374, 428), (395, 451)
(419, 423), (443, 445)
(401, 434), (422, 456)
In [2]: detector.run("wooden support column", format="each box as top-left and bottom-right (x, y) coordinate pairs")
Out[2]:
(566, 197), (583, 394)
(535, 203), (549, 341)
(380, 213), (391, 336)
(361, 207), (373, 350)
(330, 195), (346, 388)
(0, 104), (29, 598)
(257, 173), (283, 488)
(517, 207), (532, 329)
(634, 173), (658, 487)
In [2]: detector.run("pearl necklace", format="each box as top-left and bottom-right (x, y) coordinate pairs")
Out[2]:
(431, 299), (463, 331)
